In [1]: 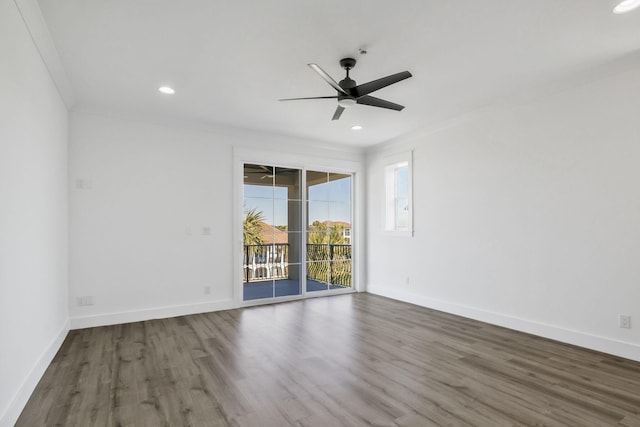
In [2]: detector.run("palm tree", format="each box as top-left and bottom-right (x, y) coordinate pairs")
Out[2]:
(328, 223), (346, 244)
(307, 220), (328, 244)
(308, 221), (347, 244)
(243, 208), (265, 245)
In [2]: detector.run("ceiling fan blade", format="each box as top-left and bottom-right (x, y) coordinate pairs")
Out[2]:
(279, 96), (338, 101)
(357, 95), (404, 111)
(332, 105), (345, 121)
(308, 64), (348, 95)
(351, 71), (412, 98)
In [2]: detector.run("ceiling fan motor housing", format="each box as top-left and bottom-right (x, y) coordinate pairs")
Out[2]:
(339, 77), (356, 92)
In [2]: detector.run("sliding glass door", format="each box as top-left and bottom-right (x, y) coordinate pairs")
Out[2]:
(306, 171), (352, 293)
(242, 164), (352, 302)
(243, 164), (302, 301)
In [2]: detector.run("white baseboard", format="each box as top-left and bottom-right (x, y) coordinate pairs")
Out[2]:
(70, 299), (235, 330)
(0, 319), (70, 427)
(367, 284), (640, 362)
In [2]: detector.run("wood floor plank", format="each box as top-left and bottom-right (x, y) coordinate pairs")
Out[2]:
(16, 293), (640, 426)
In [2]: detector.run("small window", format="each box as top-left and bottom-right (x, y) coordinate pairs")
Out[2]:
(384, 151), (413, 236)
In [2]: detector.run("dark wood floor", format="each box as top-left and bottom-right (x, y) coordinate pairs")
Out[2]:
(17, 294), (640, 427)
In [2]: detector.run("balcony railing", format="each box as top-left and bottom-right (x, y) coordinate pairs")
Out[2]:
(307, 244), (351, 287)
(243, 243), (352, 287)
(244, 244), (289, 282)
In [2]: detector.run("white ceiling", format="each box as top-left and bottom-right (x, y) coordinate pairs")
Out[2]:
(37, 0), (640, 147)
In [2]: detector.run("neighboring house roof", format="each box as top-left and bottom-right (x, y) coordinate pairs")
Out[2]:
(259, 221), (289, 244)
(320, 221), (351, 229)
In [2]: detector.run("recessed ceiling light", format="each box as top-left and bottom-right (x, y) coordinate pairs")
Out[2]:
(351, 125), (363, 131)
(158, 86), (175, 94)
(614, 0), (640, 14)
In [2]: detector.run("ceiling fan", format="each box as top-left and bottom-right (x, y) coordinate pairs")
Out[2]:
(279, 58), (412, 121)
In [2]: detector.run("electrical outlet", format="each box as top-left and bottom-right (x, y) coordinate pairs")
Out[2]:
(204, 286), (211, 295)
(77, 296), (94, 306)
(619, 315), (631, 329)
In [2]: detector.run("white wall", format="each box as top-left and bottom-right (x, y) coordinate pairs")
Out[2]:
(0, 0), (69, 425)
(366, 66), (640, 361)
(69, 111), (365, 328)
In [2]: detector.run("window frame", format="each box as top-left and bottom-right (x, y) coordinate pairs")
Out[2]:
(384, 150), (413, 237)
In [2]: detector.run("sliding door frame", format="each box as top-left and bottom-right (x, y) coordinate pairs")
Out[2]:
(233, 146), (362, 307)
